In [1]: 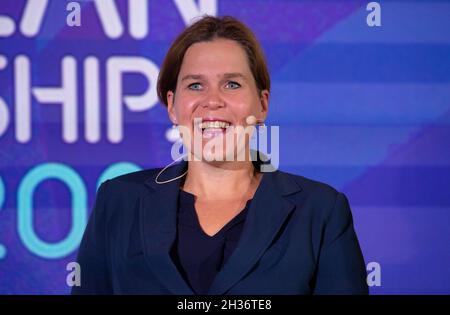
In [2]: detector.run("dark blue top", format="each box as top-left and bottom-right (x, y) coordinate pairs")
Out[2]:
(170, 189), (252, 295)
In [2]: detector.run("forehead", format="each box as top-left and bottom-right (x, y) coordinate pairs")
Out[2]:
(178, 39), (252, 78)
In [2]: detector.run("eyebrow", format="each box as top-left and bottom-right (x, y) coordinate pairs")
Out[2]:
(180, 72), (247, 82)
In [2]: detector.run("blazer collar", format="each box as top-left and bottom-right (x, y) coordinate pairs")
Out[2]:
(140, 159), (302, 295)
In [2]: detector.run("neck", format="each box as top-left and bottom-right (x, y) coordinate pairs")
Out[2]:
(182, 159), (260, 200)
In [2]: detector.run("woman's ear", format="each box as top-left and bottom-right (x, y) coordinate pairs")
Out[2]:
(166, 90), (178, 124)
(259, 89), (269, 121)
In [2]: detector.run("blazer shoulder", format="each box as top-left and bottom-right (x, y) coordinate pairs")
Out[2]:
(276, 170), (345, 219)
(278, 170), (340, 199)
(99, 167), (162, 197)
(91, 167), (163, 220)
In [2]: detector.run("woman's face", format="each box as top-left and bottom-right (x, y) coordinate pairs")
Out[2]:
(167, 38), (269, 162)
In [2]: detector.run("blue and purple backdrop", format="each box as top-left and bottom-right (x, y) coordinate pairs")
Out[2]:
(0, 0), (449, 294)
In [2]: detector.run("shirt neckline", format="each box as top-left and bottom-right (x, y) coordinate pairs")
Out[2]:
(178, 189), (252, 239)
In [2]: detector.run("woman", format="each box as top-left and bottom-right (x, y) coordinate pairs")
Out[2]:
(72, 15), (368, 295)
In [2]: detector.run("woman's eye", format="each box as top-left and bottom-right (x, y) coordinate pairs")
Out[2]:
(226, 81), (241, 89)
(188, 83), (202, 90)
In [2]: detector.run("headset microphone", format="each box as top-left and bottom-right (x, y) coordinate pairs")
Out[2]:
(246, 115), (258, 125)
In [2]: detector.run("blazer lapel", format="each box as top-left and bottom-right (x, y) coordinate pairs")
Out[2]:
(140, 161), (194, 295)
(207, 170), (302, 295)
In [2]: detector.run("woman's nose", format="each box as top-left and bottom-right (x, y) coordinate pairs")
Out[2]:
(202, 91), (225, 109)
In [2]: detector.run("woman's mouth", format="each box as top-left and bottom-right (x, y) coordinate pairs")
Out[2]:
(197, 120), (232, 139)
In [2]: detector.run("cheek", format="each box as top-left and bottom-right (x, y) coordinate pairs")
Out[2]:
(232, 97), (260, 115)
(173, 96), (196, 122)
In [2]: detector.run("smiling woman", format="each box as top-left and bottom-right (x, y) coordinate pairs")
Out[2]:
(159, 15), (270, 166)
(72, 15), (369, 295)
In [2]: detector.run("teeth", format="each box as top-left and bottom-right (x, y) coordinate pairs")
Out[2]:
(199, 121), (231, 129)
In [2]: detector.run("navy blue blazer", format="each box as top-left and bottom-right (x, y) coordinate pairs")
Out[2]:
(72, 160), (368, 295)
